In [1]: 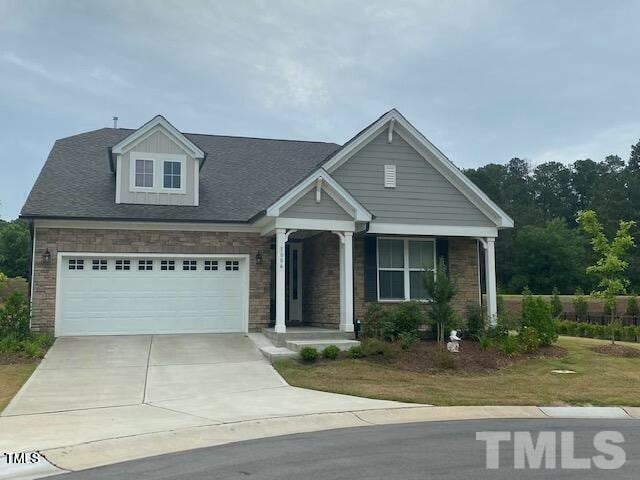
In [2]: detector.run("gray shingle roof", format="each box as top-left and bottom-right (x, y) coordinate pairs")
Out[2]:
(21, 128), (341, 223)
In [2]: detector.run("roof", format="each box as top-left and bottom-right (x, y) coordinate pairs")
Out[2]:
(21, 128), (340, 223)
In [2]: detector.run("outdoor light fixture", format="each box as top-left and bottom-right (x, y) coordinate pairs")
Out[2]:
(42, 249), (51, 265)
(255, 251), (263, 265)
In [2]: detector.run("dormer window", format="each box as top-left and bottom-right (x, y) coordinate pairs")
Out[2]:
(135, 159), (154, 188)
(163, 161), (181, 189)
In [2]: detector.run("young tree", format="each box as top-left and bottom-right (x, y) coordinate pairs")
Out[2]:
(423, 258), (457, 345)
(576, 210), (636, 344)
(573, 287), (588, 321)
(550, 286), (563, 318)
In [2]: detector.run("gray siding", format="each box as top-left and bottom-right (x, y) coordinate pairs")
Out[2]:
(332, 132), (494, 226)
(281, 189), (352, 220)
(118, 128), (197, 206)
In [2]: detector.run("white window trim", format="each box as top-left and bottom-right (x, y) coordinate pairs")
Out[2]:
(376, 236), (436, 302)
(129, 152), (187, 194)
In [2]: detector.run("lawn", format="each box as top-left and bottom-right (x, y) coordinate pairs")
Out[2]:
(0, 362), (37, 411)
(275, 336), (640, 406)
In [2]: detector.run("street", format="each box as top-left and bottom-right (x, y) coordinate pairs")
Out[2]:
(58, 418), (640, 479)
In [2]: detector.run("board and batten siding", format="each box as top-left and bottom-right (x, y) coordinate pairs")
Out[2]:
(118, 128), (198, 206)
(280, 189), (352, 220)
(332, 132), (494, 226)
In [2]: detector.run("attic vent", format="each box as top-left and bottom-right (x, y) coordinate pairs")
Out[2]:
(384, 164), (396, 188)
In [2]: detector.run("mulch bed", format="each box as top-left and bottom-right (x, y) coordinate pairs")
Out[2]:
(0, 353), (38, 365)
(365, 340), (567, 374)
(592, 344), (640, 358)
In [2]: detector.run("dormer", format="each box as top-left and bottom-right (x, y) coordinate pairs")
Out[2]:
(112, 115), (205, 206)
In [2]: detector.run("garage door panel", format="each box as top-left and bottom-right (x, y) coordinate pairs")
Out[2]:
(58, 256), (247, 336)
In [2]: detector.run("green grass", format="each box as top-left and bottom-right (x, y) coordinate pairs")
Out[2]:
(0, 362), (37, 412)
(275, 337), (640, 406)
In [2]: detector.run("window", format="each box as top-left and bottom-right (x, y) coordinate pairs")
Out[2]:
(225, 260), (239, 271)
(92, 259), (107, 271)
(204, 260), (218, 271)
(115, 260), (130, 271)
(183, 260), (197, 271)
(138, 260), (153, 271)
(384, 164), (396, 188)
(163, 161), (181, 189)
(377, 238), (435, 301)
(69, 259), (84, 270)
(135, 159), (154, 188)
(161, 260), (175, 271)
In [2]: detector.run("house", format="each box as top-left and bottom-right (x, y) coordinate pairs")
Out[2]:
(21, 109), (513, 337)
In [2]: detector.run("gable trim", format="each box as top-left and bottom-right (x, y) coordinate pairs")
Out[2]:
(266, 169), (372, 222)
(111, 115), (205, 159)
(322, 109), (514, 228)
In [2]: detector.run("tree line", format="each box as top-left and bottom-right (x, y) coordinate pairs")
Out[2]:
(465, 139), (640, 294)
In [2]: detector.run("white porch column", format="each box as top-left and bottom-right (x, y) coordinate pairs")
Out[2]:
(339, 238), (346, 327)
(342, 231), (354, 332)
(485, 237), (498, 326)
(275, 228), (287, 333)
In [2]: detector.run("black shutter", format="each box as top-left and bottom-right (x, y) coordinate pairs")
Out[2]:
(363, 235), (378, 302)
(436, 238), (449, 275)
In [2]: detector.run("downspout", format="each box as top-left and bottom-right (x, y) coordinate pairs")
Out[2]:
(28, 220), (36, 330)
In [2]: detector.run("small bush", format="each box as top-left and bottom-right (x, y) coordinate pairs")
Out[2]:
(431, 346), (456, 369)
(518, 326), (541, 353)
(322, 345), (341, 360)
(499, 335), (519, 357)
(348, 346), (363, 359)
(379, 318), (399, 342)
(362, 303), (392, 339)
(626, 296), (639, 317)
(360, 338), (393, 357)
(465, 303), (485, 337)
(488, 324), (509, 341)
(573, 288), (589, 319)
(0, 335), (21, 354)
(398, 331), (418, 350)
(0, 292), (30, 339)
(521, 296), (557, 346)
(551, 287), (563, 318)
(477, 334), (492, 351)
(622, 326), (637, 342)
(497, 312), (520, 331)
(300, 347), (319, 363)
(393, 301), (425, 335)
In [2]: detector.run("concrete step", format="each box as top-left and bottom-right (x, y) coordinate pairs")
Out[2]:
(259, 346), (299, 363)
(285, 339), (360, 353)
(262, 328), (354, 347)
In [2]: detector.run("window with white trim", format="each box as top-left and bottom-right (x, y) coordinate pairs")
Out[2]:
(115, 259), (130, 271)
(183, 260), (197, 271)
(163, 161), (182, 189)
(68, 259), (84, 270)
(160, 260), (175, 271)
(135, 159), (154, 188)
(138, 260), (153, 271)
(377, 238), (435, 301)
(204, 260), (218, 271)
(225, 260), (239, 271)
(92, 259), (107, 271)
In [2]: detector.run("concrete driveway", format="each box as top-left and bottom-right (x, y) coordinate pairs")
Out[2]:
(0, 334), (410, 455)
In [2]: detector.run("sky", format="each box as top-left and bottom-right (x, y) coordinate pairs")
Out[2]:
(1, 0), (639, 220)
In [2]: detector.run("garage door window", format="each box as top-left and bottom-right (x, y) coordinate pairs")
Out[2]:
(225, 260), (239, 271)
(115, 260), (130, 271)
(138, 260), (153, 271)
(204, 260), (218, 271)
(92, 259), (107, 271)
(161, 260), (175, 271)
(68, 259), (84, 270)
(183, 260), (197, 271)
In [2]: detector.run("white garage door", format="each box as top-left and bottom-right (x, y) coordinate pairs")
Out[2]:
(57, 255), (248, 336)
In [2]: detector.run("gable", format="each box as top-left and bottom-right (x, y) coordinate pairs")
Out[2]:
(280, 188), (352, 220)
(332, 131), (496, 227)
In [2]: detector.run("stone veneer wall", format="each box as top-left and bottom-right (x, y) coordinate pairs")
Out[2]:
(31, 228), (273, 334)
(301, 232), (340, 328)
(354, 236), (481, 321)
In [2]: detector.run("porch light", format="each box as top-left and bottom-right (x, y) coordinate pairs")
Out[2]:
(42, 249), (51, 265)
(255, 251), (263, 265)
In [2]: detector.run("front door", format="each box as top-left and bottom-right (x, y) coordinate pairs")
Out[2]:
(288, 243), (303, 322)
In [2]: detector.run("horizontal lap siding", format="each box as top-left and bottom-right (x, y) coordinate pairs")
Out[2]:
(280, 189), (351, 220)
(332, 132), (494, 226)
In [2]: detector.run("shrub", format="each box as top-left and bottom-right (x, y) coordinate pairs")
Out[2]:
(0, 292), (30, 339)
(348, 346), (363, 358)
(626, 296), (639, 318)
(299, 347), (319, 363)
(465, 302), (485, 337)
(521, 295), (557, 346)
(0, 335), (21, 354)
(477, 334), (492, 351)
(573, 288), (589, 320)
(622, 326), (637, 342)
(393, 301), (425, 335)
(488, 323), (509, 341)
(499, 335), (519, 357)
(577, 323), (590, 337)
(360, 338), (392, 357)
(398, 331), (418, 350)
(497, 312), (520, 331)
(362, 303), (392, 339)
(551, 287), (563, 318)
(555, 320), (568, 335)
(322, 345), (340, 360)
(379, 318), (399, 342)
(518, 326), (541, 353)
(431, 346), (456, 369)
